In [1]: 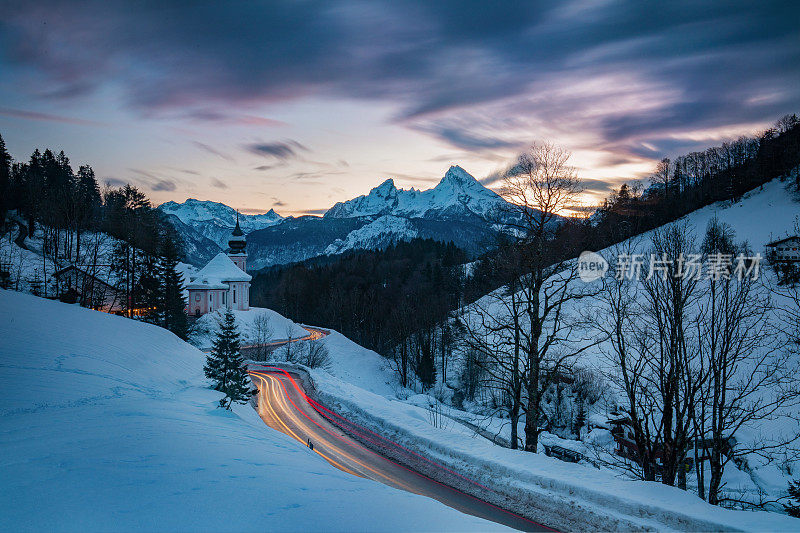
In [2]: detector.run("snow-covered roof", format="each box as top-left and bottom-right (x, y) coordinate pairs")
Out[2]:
(190, 253), (251, 286)
(185, 280), (229, 290)
(766, 235), (800, 247)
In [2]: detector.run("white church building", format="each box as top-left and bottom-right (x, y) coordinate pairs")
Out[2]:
(186, 217), (251, 317)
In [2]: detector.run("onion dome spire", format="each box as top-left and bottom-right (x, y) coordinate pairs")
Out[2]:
(228, 210), (246, 253)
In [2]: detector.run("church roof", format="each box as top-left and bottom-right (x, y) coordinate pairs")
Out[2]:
(190, 253), (252, 285)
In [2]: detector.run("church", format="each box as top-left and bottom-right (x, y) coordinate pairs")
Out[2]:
(186, 217), (251, 317)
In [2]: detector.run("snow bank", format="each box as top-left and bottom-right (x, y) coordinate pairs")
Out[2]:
(0, 290), (506, 532)
(294, 330), (800, 532)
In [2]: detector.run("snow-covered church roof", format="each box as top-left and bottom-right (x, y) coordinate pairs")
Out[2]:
(186, 253), (251, 290)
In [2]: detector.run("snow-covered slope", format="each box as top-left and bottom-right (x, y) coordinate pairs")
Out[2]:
(452, 177), (800, 510)
(0, 290), (503, 532)
(256, 318), (800, 531)
(326, 166), (505, 220)
(159, 198), (283, 248)
(324, 215), (419, 255)
(189, 306), (308, 349)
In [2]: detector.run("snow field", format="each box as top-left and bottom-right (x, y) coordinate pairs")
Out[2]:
(0, 289), (508, 532)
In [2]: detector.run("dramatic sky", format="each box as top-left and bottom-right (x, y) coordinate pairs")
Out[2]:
(1, 1), (798, 215)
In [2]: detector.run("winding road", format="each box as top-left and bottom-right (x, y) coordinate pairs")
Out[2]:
(248, 362), (553, 532)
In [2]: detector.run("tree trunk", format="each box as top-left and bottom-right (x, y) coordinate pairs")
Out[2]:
(708, 445), (723, 505)
(524, 354), (540, 452)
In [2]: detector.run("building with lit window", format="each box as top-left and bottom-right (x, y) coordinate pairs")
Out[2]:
(186, 217), (251, 317)
(766, 236), (800, 262)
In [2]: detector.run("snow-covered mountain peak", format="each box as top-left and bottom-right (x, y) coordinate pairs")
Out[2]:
(158, 198), (284, 249)
(160, 198), (283, 226)
(324, 166), (506, 220)
(371, 178), (398, 197)
(438, 165), (481, 189)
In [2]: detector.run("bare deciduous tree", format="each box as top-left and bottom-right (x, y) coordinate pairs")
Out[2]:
(500, 142), (599, 452)
(301, 340), (332, 370)
(253, 313), (273, 362)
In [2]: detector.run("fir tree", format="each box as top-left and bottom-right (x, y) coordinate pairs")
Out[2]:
(785, 480), (800, 518)
(204, 309), (251, 409)
(417, 346), (436, 389)
(0, 133), (11, 224)
(0, 261), (11, 289)
(161, 239), (188, 339)
(137, 253), (162, 324)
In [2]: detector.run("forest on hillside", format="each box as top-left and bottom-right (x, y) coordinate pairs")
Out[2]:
(251, 239), (468, 387)
(0, 135), (188, 339)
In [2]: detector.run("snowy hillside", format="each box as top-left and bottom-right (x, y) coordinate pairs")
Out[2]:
(258, 313), (800, 530)
(0, 290), (504, 532)
(326, 166), (506, 220)
(451, 177), (800, 511)
(159, 198), (283, 247)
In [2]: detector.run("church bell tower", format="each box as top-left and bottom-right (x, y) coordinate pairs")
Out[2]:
(228, 212), (247, 272)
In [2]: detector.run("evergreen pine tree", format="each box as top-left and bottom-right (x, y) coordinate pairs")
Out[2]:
(0, 261), (11, 289)
(204, 309), (250, 409)
(785, 480), (800, 518)
(417, 346), (436, 389)
(137, 253), (162, 324)
(161, 238), (188, 339)
(0, 133), (11, 224)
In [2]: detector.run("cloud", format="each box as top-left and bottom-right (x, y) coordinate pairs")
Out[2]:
(272, 200), (286, 207)
(129, 168), (159, 179)
(478, 172), (503, 188)
(192, 141), (233, 162)
(4, 2), (796, 124)
(412, 122), (525, 151)
(173, 168), (200, 176)
(179, 109), (286, 127)
(151, 179), (177, 192)
(210, 177), (228, 189)
(2, 0), (798, 191)
(245, 140), (308, 160)
(299, 208), (328, 216)
(0, 107), (104, 126)
(287, 170), (346, 181)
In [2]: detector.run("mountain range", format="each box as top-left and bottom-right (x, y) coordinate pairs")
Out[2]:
(159, 166), (514, 269)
